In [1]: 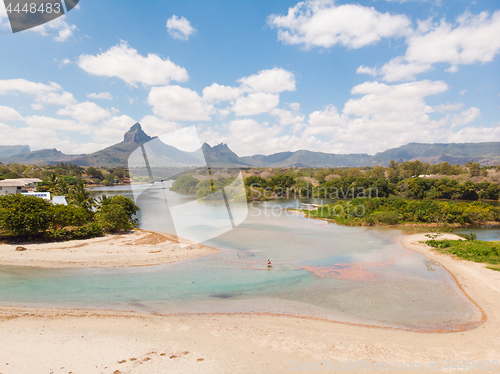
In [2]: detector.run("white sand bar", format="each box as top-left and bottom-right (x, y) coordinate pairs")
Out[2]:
(0, 230), (218, 268)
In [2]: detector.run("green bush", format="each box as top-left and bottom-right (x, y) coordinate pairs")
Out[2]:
(0, 194), (52, 236)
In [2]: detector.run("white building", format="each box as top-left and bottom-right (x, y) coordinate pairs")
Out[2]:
(0, 178), (42, 196)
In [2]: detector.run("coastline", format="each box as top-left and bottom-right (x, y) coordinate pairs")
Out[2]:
(0, 229), (218, 268)
(0, 233), (499, 373)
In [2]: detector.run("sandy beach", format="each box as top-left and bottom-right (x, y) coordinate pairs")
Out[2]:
(0, 233), (499, 373)
(0, 230), (218, 268)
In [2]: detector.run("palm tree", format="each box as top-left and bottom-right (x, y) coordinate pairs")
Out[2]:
(67, 182), (95, 212)
(45, 173), (60, 193)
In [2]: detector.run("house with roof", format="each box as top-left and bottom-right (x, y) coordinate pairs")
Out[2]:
(0, 178), (43, 196)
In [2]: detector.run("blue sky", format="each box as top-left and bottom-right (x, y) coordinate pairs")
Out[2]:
(0, 0), (499, 157)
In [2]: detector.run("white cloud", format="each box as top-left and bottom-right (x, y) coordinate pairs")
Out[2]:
(148, 85), (214, 121)
(377, 10), (500, 81)
(0, 78), (76, 107)
(219, 118), (328, 156)
(356, 65), (378, 76)
(270, 108), (304, 125)
(268, 0), (411, 49)
(301, 80), (484, 154)
(433, 102), (465, 112)
(202, 83), (241, 103)
(31, 104), (44, 110)
(166, 15), (196, 41)
(231, 92), (280, 116)
(238, 68), (296, 93)
(139, 115), (182, 136)
(77, 42), (189, 86)
(307, 105), (346, 135)
(91, 115), (136, 144)
(378, 57), (433, 82)
(29, 16), (77, 42)
(0, 2), (9, 28)
(447, 124), (500, 143)
(0, 105), (22, 121)
(0, 123), (73, 152)
(23, 115), (88, 132)
(57, 102), (111, 123)
(460, 89), (467, 95)
(344, 80), (448, 121)
(87, 92), (113, 100)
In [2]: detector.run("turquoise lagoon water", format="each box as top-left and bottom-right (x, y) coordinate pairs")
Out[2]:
(0, 184), (483, 331)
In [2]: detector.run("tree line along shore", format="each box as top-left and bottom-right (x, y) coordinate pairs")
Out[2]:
(1, 159), (499, 242)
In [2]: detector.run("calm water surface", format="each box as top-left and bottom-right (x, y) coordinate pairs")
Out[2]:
(0, 184), (485, 331)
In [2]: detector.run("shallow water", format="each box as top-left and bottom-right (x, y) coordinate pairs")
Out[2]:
(0, 184), (484, 331)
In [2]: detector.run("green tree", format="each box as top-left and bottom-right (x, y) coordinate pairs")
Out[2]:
(0, 195), (52, 236)
(50, 205), (88, 229)
(67, 182), (95, 213)
(468, 163), (480, 177)
(86, 167), (104, 180)
(96, 195), (139, 233)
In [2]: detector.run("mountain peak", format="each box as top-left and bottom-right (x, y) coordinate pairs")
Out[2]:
(123, 123), (153, 144)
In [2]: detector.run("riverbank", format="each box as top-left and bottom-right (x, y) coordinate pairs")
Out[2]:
(0, 233), (499, 373)
(0, 230), (218, 268)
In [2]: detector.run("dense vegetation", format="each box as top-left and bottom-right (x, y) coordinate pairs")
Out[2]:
(0, 162), (130, 187)
(304, 197), (500, 227)
(0, 193), (139, 242)
(425, 236), (500, 271)
(170, 175), (246, 201)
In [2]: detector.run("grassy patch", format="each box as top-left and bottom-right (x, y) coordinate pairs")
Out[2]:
(425, 239), (500, 267)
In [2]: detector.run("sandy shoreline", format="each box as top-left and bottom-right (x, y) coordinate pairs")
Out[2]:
(0, 230), (218, 268)
(0, 233), (499, 373)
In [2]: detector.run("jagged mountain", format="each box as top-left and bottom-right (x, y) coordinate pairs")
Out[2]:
(199, 143), (251, 167)
(1, 124), (499, 167)
(74, 123), (202, 167)
(0, 145), (30, 159)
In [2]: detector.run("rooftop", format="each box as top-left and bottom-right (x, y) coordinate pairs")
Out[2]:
(0, 178), (43, 187)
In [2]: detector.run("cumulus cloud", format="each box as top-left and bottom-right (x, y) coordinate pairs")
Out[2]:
(77, 42), (189, 86)
(0, 78), (76, 107)
(139, 115), (182, 136)
(376, 10), (500, 81)
(268, 0), (411, 49)
(231, 93), (280, 116)
(28, 16), (77, 42)
(23, 115), (89, 132)
(356, 65), (378, 76)
(148, 85), (214, 121)
(91, 115), (136, 144)
(301, 80), (486, 154)
(0, 105), (22, 121)
(238, 68), (296, 93)
(202, 83), (241, 103)
(166, 15), (196, 40)
(87, 92), (113, 100)
(57, 102), (111, 123)
(270, 107), (304, 125)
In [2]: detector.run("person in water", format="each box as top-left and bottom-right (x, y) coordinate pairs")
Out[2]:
(267, 259), (272, 268)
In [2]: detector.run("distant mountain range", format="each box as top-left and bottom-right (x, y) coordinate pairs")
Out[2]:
(1, 123), (499, 168)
